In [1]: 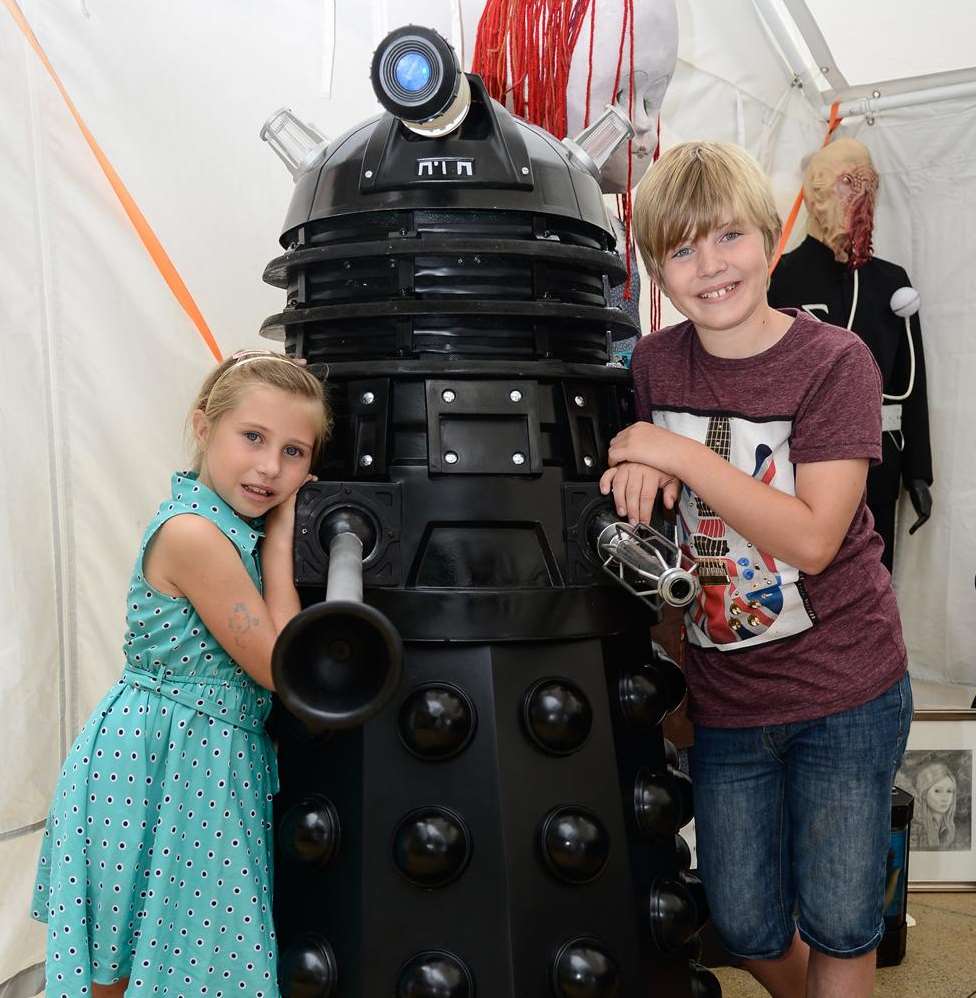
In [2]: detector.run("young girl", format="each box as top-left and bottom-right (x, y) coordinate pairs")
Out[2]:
(603, 143), (911, 998)
(32, 350), (331, 997)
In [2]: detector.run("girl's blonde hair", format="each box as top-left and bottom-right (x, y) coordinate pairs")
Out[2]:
(633, 141), (782, 288)
(188, 351), (332, 470)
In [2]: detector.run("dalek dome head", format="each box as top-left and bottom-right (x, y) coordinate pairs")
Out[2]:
(267, 26), (619, 247)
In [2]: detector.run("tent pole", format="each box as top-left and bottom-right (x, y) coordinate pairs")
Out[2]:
(751, 0), (822, 101)
(825, 79), (976, 119)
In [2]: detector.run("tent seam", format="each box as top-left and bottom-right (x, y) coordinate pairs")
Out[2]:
(23, 20), (75, 762)
(673, 56), (820, 122)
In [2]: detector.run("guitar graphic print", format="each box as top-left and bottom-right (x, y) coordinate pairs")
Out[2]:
(676, 415), (786, 644)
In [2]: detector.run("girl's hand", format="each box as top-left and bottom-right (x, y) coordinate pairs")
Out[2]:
(607, 421), (685, 475)
(599, 462), (680, 525)
(263, 475), (316, 547)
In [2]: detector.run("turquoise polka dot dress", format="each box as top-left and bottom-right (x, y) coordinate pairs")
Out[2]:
(33, 472), (280, 997)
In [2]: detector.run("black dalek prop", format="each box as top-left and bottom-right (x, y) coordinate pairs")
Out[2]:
(260, 26), (718, 998)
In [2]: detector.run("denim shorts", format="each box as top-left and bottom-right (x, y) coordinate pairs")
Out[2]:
(690, 672), (913, 960)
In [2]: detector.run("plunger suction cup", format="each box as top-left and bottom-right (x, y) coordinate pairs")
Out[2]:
(274, 598), (402, 733)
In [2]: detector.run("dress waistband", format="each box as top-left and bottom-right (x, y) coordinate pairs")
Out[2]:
(121, 666), (267, 733)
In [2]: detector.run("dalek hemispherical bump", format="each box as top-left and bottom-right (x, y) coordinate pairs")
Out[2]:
(278, 933), (338, 998)
(617, 654), (686, 729)
(551, 938), (622, 998)
(618, 672), (667, 729)
(398, 683), (477, 761)
(688, 962), (723, 998)
(521, 679), (593, 756)
(679, 869), (710, 927)
(397, 950), (474, 998)
(673, 832), (693, 872)
(539, 806), (611, 885)
(633, 767), (694, 838)
(278, 794), (341, 869)
(393, 806), (472, 889)
(647, 878), (702, 954)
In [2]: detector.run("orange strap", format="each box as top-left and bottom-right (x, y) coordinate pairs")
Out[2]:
(3, 0), (222, 362)
(769, 100), (843, 275)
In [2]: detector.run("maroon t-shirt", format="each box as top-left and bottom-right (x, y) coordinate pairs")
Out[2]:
(630, 309), (907, 727)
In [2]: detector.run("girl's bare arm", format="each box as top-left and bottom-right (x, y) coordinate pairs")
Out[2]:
(145, 515), (291, 690)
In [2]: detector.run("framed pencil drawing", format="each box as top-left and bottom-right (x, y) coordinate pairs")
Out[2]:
(894, 710), (976, 890)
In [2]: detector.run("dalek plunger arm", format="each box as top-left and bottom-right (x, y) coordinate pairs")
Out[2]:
(272, 507), (403, 733)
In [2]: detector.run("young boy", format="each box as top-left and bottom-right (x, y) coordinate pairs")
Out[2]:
(601, 142), (911, 998)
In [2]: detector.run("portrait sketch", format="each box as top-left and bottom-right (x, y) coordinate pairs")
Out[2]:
(895, 749), (973, 853)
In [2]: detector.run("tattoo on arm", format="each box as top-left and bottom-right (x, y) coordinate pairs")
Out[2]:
(228, 602), (260, 648)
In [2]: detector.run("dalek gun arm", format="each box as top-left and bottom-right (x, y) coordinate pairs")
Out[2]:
(589, 511), (700, 610)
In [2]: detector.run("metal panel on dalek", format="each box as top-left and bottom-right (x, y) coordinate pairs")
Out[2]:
(260, 25), (717, 998)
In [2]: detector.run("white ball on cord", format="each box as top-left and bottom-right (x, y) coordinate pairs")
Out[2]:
(890, 286), (920, 318)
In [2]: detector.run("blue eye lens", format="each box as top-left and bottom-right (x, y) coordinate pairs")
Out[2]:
(394, 51), (432, 93)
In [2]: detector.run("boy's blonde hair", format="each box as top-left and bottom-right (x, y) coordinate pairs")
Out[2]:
(633, 141), (782, 288)
(188, 351), (332, 470)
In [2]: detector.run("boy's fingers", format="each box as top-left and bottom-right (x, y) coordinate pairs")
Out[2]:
(662, 477), (680, 510)
(612, 467), (630, 517)
(624, 470), (643, 524)
(599, 467), (616, 495)
(638, 478), (655, 524)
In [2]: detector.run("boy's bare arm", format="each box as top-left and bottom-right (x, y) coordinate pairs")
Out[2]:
(607, 422), (868, 575)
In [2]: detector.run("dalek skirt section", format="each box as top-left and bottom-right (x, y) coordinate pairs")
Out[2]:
(273, 639), (698, 997)
(263, 26), (710, 998)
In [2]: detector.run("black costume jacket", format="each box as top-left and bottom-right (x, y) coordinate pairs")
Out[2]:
(768, 236), (933, 570)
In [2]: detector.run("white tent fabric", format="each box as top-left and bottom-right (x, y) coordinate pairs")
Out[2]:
(867, 98), (976, 690)
(2, 0), (973, 991)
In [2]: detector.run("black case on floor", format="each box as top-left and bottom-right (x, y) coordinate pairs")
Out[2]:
(877, 786), (915, 968)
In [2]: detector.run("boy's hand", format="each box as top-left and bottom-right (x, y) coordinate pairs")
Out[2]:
(607, 421), (685, 475)
(599, 462), (680, 525)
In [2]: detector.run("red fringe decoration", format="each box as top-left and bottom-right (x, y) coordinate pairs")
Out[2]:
(600, 0), (637, 301)
(471, 0), (639, 299)
(472, 0), (594, 140)
(650, 112), (662, 331)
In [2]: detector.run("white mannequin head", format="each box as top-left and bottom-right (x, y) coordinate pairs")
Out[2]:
(564, 1), (678, 192)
